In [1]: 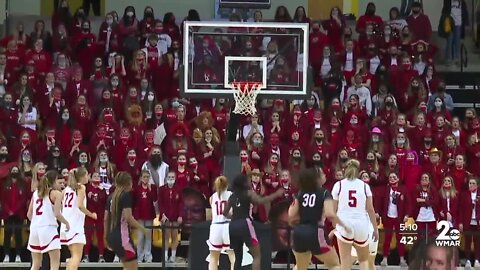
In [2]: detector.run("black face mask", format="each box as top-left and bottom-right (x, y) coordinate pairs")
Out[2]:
(411, 85), (419, 91)
(424, 139), (432, 145)
(150, 154), (162, 167)
(315, 137), (323, 142)
(293, 156), (302, 161)
(313, 160), (323, 166)
(385, 101), (393, 107)
(340, 157), (348, 162)
(367, 9), (375, 16)
(0, 153), (8, 160)
(10, 172), (20, 179)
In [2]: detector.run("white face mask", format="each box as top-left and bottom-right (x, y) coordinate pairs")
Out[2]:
(62, 113), (69, 120)
(435, 101), (443, 107)
(166, 179), (175, 187)
(100, 157), (108, 163)
(126, 11), (134, 17)
(106, 19), (113, 25)
(350, 118), (358, 125)
(147, 94), (154, 101)
(397, 138), (406, 144)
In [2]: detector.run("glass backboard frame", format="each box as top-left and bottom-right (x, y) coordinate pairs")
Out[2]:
(182, 21), (310, 100)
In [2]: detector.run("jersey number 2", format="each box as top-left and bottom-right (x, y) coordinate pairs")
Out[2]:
(348, 190), (357, 207)
(215, 200), (226, 215)
(302, 194), (316, 207)
(35, 198), (43, 215)
(64, 192), (74, 208)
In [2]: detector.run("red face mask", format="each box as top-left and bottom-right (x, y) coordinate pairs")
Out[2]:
(331, 104), (340, 110)
(104, 113), (113, 122)
(240, 156), (248, 162)
(190, 162), (198, 169)
(21, 137), (30, 145)
(127, 154), (136, 162)
(73, 132), (82, 144)
(155, 111), (163, 118)
(270, 160), (278, 166)
(178, 160), (186, 166)
(37, 171), (45, 178)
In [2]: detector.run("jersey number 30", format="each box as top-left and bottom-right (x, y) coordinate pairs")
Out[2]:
(348, 190), (357, 207)
(302, 194), (316, 207)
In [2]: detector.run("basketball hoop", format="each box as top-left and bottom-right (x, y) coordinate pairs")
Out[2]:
(230, 82), (262, 116)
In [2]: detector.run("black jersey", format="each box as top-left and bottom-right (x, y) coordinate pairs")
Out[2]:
(297, 188), (332, 226)
(229, 191), (252, 220)
(106, 192), (132, 231)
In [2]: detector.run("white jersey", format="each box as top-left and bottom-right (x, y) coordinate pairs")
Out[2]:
(60, 186), (86, 235)
(332, 178), (372, 221)
(210, 191), (232, 224)
(30, 190), (57, 228)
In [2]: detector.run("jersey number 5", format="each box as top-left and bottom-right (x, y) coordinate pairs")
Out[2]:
(302, 194), (316, 207)
(348, 190), (357, 207)
(35, 198), (43, 215)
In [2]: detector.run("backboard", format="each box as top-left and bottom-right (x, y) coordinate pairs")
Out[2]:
(218, 0), (271, 9)
(181, 21), (310, 100)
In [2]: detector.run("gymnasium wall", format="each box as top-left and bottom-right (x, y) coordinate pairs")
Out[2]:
(1, 0), (453, 31)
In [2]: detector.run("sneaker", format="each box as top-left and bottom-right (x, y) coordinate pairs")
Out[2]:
(168, 256), (176, 263)
(82, 255), (89, 263)
(381, 257), (388, 266)
(15, 255), (21, 263)
(465, 260), (472, 268)
(98, 255), (105, 263)
(400, 257), (407, 267)
(474, 260), (480, 267)
(113, 255), (120, 262)
(145, 255), (153, 263)
(3, 255), (9, 263)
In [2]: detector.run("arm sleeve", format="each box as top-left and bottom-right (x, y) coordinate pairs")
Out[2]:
(365, 183), (373, 197)
(121, 192), (133, 209)
(323, 189), (333, 200)
(331, 182), (339, 200)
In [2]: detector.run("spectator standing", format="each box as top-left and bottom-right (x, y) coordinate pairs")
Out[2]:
(83, 0), (101, 16)
(1, 166), (27, 263)
(355, 2), (384, 35)
(387, 7), (408, 34)
(406, 2), (433, 42)
(141, 146), (169, 187)
(441, 0), (469, 65)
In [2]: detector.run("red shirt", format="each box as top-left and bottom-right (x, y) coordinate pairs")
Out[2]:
(133, 184), (158, 220)
(1, 182), (27, 219)
(175, 167), (191, 191)
(158, 185), (182, 220)
(86, 183), (108, 223)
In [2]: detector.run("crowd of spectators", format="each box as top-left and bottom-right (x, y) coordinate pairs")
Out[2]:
(0, 0), (479, 267)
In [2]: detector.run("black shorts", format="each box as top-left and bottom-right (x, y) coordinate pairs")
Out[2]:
(229, 218), (259, 248)
(107, 230), (137, 262)
(292, 224), (330, 255)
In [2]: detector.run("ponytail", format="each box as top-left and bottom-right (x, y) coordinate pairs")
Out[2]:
(344, 159), (360, 180)
(39, 170), (59, 198)
(68, 167), (88, 190)
(214, 176), (228, 198)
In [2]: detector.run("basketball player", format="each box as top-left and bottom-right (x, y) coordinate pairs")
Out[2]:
(329, 171), (378, 270)
(27, 170), (70, 270)
(105, 172), (147, 270)
(60, 168), (98, 270)
(208, 176), (235, 270)
(331, 160), (379, 270)
(288, 168), (346, 270)
(223, 174), (284, 270)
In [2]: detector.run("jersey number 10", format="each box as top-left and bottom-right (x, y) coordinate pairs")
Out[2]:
(215, 200), (227, 215)
(302, 194), (316, 207)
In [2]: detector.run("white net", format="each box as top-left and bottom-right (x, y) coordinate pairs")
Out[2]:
(231, 82), (262, 116)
